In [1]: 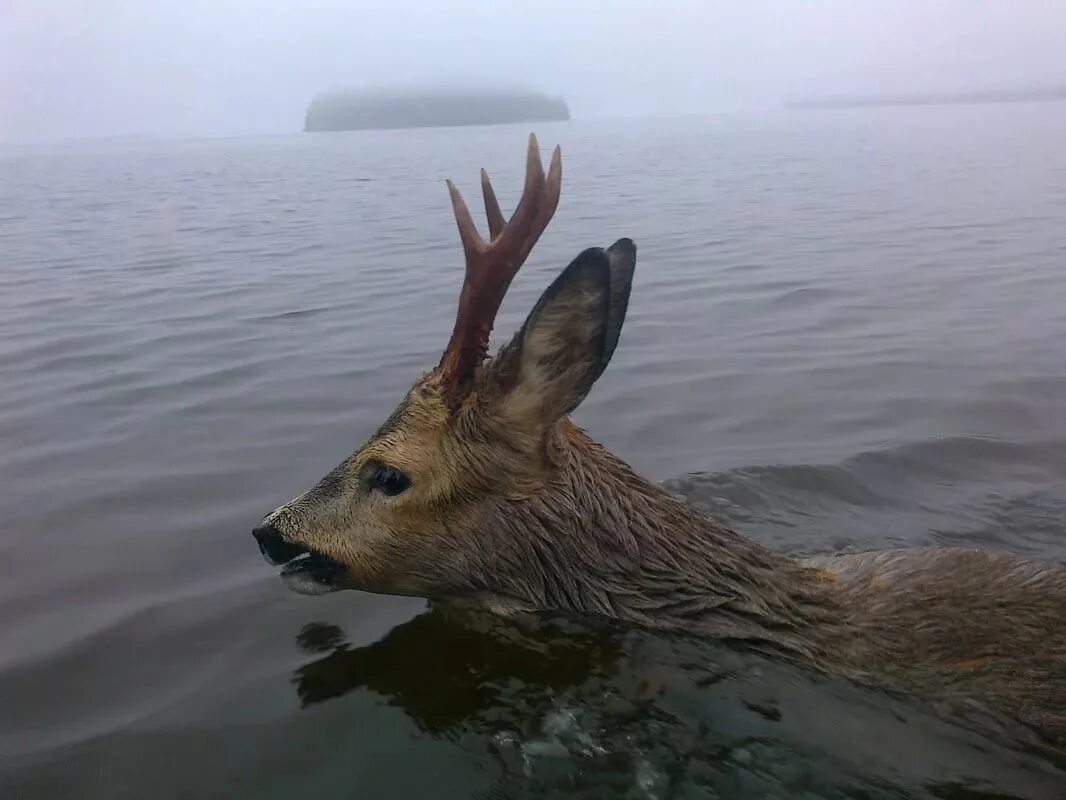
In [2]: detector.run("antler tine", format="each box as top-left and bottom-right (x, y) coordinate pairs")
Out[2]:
(480, 168), (505, 240)
(516, 144), (562, 263)
(495, 133), (547, 253)
(446, 179), (485, 258)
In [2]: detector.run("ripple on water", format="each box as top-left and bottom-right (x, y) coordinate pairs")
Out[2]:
(2, 109), (1066, 798)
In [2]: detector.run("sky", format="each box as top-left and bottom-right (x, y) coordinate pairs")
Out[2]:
(2, 0), (1064, 141)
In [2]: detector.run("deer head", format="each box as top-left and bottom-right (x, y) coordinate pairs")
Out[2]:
(252, 134), (636, 606)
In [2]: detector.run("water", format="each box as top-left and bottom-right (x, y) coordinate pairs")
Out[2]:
(2, 107), (1065, 798)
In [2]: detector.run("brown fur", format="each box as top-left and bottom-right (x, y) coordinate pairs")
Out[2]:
(255, 144), (1065, 746)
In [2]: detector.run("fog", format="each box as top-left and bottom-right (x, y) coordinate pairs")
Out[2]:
(2, 0), (1064, 141)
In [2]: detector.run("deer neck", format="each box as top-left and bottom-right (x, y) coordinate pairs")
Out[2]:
(475, 422), (842, 662)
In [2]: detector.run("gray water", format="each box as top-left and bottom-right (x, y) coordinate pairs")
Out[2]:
(1, 108), (1065, 799)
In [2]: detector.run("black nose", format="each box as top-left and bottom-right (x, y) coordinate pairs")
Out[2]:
(252, 520), (309, 566)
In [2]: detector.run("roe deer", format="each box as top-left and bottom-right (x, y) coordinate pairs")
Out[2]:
(253, 134), (1066, 744)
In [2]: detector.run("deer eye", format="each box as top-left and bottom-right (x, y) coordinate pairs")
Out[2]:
(371, 465), (410, 497)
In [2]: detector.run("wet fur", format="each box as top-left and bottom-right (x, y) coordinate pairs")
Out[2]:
(464, 423), (1066, 743)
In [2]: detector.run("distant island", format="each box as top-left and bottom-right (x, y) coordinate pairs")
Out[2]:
(304, 90), (571, 132)
(786, 86), (1066, 110)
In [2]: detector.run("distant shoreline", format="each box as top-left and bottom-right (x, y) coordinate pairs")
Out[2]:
(304, 90), (571, 133)
(785, 86), (1066, 110)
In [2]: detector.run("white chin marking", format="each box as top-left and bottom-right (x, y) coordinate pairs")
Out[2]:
(281, 570), (340, 596)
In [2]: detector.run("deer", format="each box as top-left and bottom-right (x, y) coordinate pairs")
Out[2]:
(253, 134), (1066, 745)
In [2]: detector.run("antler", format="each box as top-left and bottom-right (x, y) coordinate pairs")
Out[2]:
(438, 133), (562, 392)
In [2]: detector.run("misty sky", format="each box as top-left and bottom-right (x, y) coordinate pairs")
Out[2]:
(2, 0), (1064, 141)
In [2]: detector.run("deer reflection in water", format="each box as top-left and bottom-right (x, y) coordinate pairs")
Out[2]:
(292, 607), (655, 734)
(288, 608), (1066, 798)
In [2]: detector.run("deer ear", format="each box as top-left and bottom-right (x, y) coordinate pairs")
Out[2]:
(492, 241), (635, 425)
(596, 237), (636, 382)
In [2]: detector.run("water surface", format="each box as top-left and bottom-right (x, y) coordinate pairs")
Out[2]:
(2, 107), (1065, 798)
